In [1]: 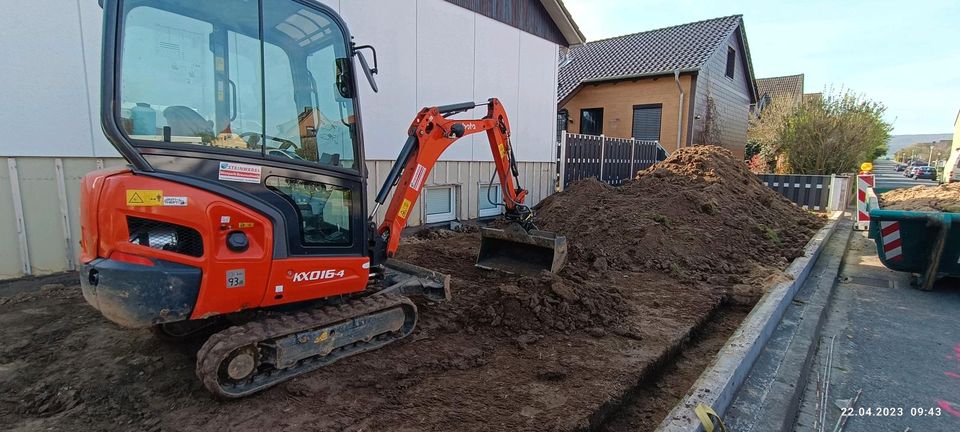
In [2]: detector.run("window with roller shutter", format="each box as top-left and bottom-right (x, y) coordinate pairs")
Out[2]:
(631, 104), (662, 141)
(424, 186), (457, 223)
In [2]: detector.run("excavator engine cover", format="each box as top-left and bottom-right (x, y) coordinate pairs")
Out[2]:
(476, 223), (567, 275)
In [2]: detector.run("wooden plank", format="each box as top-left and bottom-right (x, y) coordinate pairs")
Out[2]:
(7, 158), (31, 275)
(54, 158), (76, 270)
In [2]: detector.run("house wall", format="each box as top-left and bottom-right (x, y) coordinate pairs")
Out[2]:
(691, 27), (753, 158)
(0, 0), (565, 280)
(559, 74), (694, 153)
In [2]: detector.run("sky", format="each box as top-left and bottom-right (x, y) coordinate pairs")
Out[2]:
(563, 0), (960, 135)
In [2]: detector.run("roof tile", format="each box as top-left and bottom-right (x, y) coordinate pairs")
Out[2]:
(558, 15), (743, 101)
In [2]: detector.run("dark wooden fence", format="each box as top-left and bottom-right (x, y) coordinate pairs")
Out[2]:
(558, 133), (665, 187)
(759, 174), (852, 211)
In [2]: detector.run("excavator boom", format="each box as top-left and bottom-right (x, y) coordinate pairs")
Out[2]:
(373, 98), (567, 274)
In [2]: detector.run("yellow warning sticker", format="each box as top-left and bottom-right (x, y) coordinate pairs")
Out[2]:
(398, 199), (412, 219)
(238, 222), (255, 228)
(126, 190), (163, 206)
(314, 330), (330, 344)
(498, 142), (506, 159)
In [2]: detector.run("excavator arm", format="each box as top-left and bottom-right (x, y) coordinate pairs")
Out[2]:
(372, 98), (533, 257)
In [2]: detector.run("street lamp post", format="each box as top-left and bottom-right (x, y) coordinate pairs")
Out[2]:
(929, 145), (935, 164)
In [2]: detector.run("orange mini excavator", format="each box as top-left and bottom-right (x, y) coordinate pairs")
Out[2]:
(80, 0), (566, 398)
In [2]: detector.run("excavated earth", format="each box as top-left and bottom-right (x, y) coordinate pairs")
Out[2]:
(0, 146), (822, 431)
(879, 182), (960, 212)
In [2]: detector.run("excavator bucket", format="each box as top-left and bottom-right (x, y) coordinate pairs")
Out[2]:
(476, 223), (567, 275)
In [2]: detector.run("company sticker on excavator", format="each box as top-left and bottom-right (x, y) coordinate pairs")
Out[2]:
(398, 199), (412, 219)
(125, 189), (163, 206)
(238, 222), (255, 228)
(410, 164), (427, 191)
(218, 161), (262, 184)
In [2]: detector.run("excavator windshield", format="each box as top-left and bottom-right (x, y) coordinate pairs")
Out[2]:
(114, 0), (359, 171)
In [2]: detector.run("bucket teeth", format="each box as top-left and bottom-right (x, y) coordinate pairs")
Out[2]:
(476, 223), (568, 275)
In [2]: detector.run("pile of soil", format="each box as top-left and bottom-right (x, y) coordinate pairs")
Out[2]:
(880, 182), (960, 212)
(430, 145), (822, 338)
(538, 146), (822, 281)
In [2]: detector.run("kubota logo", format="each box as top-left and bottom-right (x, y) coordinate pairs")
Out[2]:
(289, 269), (346, 282)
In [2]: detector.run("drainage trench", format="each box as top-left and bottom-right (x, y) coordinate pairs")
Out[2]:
(590, 301), (755, 431)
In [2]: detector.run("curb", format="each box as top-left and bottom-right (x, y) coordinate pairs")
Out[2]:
(654, 211), (844, 431)
(724, 217), (854, 431)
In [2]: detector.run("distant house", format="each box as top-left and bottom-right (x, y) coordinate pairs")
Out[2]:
(755, 73), (805, 108)
(558, 15), (758, 158)
(802, 92), (822, 104)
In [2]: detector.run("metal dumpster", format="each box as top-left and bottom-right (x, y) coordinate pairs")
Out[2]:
(866, 188), (960, 290)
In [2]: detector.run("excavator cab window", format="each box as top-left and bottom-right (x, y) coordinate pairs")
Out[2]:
(115, 0), (358, 171)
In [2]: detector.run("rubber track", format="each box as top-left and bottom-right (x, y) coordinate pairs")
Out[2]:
(195, 293), (416, 398)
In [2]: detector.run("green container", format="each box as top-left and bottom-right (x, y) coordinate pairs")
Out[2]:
(867, 198), (960, 290)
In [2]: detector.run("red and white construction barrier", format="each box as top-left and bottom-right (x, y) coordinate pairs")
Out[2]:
(879, 221), (903, 261)
(855, 174), (875, 230)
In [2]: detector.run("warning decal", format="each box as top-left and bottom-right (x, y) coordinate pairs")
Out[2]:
(398, 199), (412, 219)
(218, 161), (262, 183)
(410, 164), (427, 191)
(126, 190), (163, 206)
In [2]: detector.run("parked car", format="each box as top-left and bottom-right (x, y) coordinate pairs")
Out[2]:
(895, 163), (907, 172)
(913, 166), (937, 180)
(904, 166), (918, 177)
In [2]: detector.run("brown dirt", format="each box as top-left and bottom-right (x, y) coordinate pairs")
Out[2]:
(0, 146), (822, 431)
(879, 182), (960, 212)
(599, 306), (751, 432)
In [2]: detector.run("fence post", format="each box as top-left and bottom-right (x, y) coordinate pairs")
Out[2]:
(557, 132), (568, 192)
(629, 138), (636, 178)
(826, 174), (837, 211)
(598, 134), (606, 181)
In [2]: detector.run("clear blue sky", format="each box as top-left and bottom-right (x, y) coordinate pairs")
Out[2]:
(564, 0), (960, 135)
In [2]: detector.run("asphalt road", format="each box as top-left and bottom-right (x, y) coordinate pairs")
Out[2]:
(872, 159), (938, 190)
(793, 232), (960, 431)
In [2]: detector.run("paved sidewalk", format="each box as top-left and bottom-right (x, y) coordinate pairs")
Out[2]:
(793, 231), (960, 431)
(725, 217), (851, 432)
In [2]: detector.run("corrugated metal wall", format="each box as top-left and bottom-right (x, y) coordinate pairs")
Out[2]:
(0, 157), (555, 280)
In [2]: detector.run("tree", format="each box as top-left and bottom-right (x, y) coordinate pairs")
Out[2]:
(894, 140), (952, 163)
(775, 89), (891, 174)
(747, 97), (796, 173)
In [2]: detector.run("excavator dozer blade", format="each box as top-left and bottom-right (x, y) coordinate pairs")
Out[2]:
(380, 259), (452, 302)
(476, 223), (567, 275)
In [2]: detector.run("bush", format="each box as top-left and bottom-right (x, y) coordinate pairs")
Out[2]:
(749, 89), (891, 175)
(780, 90), (891, 174)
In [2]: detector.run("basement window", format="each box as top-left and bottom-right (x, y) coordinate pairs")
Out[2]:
(424, 186), (457, 223)
(478, 183), (502, 218)
(725, 47), (736, 79)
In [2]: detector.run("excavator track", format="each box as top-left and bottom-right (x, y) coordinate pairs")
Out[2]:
(195, 294), (417, 399)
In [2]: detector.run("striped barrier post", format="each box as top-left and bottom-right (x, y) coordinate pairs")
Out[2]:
(878, 221), (903, 261)
(855, 174), (874, 230)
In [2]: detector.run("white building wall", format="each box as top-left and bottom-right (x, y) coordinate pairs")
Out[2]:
(0, 0), (562, 279)
(0, 0), (560, 162)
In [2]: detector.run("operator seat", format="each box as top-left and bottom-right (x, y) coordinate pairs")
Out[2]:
(163, 106), (214, 138)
